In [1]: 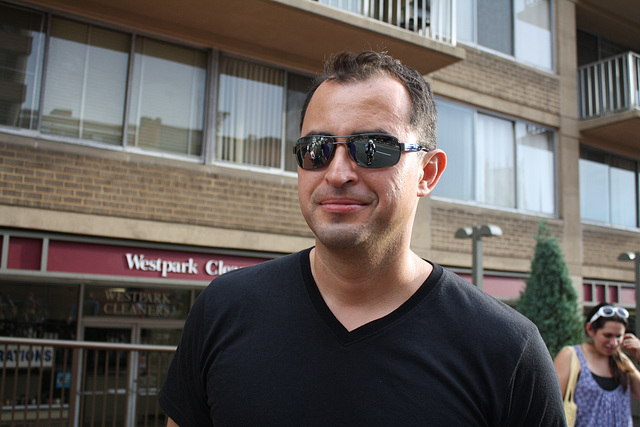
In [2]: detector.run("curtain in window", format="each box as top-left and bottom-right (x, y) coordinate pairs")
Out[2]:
(217, 57), (284, 168)
(476, 114), (514, 208)
(432, 102), (474, 200)
(454, 0), (475, 44)
(514, 0), (552, 69)
(284, 73), (312, 172)
(477, 0), (512, 56)
(516, 124), (554, 214)
(458, 0), (552, 70)
(0, 4), (45, 130)
(127, 37), (206, 156)
(41, 18), (129, 145)
(579, 152), (610, 223)
(318, 0), (363, 14)
(609, 157), (637, 227)
(579, 150), (638, 227)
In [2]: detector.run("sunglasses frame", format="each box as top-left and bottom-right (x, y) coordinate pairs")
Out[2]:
(293, 133), (429, 170)
(588, 305), (629, 324)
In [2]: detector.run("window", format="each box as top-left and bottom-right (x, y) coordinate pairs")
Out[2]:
(127, 37), (207, 156)
(0, 282), (78, 339)
(456, 0), (553, 70)
(433, 99), (556, 214)
(1, 3), (207, 158)
(0, 4), (46, 130)
(318, 0), (363, 14)
(41, 18), (130, 144)
(516, 123), (555, 213)
(216, 55), (311, 171)
(579, 147), (639, 228)
(0, 2), (311, 173)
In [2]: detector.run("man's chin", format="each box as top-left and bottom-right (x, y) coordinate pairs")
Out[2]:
(314, 228), (368, 250)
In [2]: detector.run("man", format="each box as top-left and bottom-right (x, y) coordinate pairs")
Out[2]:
(159, 51), (566, 426)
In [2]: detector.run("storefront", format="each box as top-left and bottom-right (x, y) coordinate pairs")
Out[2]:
(0, 228), (274, 347)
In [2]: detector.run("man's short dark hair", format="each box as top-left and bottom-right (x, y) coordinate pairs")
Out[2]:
(299, 51), (437, 150)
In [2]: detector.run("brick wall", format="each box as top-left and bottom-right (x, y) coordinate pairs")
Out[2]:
(429, 47), (561, 115)
(583, 226), (640, 271)
(430, 201), (564, 263)
(0, 140), (311, 237)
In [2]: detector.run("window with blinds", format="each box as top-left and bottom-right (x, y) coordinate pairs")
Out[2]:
(41, 18), (130, 144)
(216, 56), (312, 171)
(0, 4), (46, 130)
(127, 37), (206, 156)
(0, 1), (313, 172)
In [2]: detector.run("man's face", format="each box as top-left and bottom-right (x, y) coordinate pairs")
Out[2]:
(297, 76), (441, 252)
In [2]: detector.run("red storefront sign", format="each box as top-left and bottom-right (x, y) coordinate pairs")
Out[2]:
(1, 235), (269, 281)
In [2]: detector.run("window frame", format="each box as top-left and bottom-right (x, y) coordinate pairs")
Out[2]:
(455, 0), (556, 72)
(432, 97), (558, 216)
(0, 1), (311, 177)
(579, 145), (640, 229)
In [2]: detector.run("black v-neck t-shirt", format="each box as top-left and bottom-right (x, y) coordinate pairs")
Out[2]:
(159, 248), (565, 426)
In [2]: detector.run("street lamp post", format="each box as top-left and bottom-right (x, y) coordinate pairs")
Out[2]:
(618, 251), (640, 334)
(455, 225), (502, 290)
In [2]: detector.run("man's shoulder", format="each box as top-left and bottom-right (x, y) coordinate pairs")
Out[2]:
(434, 265), (537, 334)
(199, 249), (307, 298)
(216, 249), (304, 279)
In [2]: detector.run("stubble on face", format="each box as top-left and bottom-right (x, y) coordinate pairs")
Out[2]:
(297, 77), (422, 256)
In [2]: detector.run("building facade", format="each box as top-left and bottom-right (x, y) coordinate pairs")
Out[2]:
(0, 0), (638, 347)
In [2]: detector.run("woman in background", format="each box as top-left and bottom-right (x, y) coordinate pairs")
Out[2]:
(554, 303), (640, 426)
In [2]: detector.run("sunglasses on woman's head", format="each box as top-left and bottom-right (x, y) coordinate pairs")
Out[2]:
(293, 134), (429, 170)
(589, 305), (629, 324)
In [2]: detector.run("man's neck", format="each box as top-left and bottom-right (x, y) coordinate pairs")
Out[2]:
(309, 244), (432, 332)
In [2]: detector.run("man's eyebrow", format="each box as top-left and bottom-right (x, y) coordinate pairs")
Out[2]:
(301, 130), (332, 137)
(301, 129), (392, 137)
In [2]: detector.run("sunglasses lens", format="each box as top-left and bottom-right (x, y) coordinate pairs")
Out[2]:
(295, 137), (334, 170)
(295, 135), (403, 170)
(617, 307), (629, 318)
(601, 307), (615, 316)
(350, 135), (401, 169)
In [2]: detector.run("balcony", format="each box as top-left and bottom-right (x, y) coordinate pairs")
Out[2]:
(578, 52), (640, 150)
(28, 0), (464, 75)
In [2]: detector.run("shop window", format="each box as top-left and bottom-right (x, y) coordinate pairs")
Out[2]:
(0, 283), (78, 339)
(83, 285), (191, 319)
(433, 99), (556, 215)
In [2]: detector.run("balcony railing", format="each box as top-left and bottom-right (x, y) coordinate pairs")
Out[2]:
(0, 337), (175, 427)
(578, 51), (640, 120)
(317, 0), (456, 44)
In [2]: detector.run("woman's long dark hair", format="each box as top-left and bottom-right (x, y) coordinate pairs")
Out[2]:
(586, 303), (630, 390)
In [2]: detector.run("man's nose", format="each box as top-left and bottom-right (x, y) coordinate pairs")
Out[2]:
(324, 144), (358, 185)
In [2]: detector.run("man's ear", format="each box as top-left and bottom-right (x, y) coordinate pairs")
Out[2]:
(417, 149), (446, 198)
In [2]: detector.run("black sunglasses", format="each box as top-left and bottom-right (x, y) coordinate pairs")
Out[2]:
(293, 134), (429, 170)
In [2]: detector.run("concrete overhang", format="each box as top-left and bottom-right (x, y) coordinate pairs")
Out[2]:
(579, 109), (640, 153)
(26, 0), (466, 75)
(576, 0), (640, 51)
